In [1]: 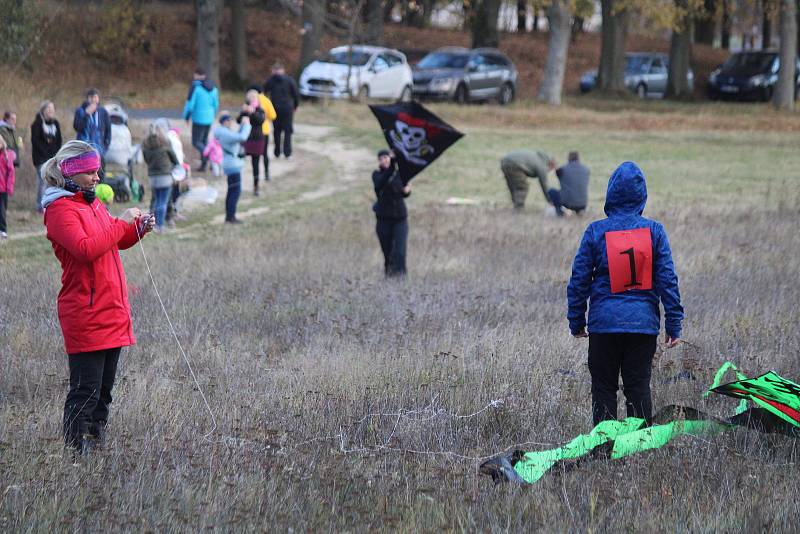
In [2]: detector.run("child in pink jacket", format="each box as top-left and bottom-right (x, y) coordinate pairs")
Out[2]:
(202, 137), (223, 177)
(0, 136), (17, 238)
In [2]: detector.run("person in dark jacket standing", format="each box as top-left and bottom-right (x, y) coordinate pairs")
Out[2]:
(550, 151), (590, 216)
(73, 89), (111, 158)
(263, 62), (299, 159)
(41, 140), (155, 456)
(372, 149), (411, 277)
(31, 100), (63, 212)
(567, 161), (683, 426)
(238, 90), (267, 196)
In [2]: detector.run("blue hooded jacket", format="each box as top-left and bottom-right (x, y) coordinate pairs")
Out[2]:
(182, 80), (219, 126)
(567, 162), (683, 338)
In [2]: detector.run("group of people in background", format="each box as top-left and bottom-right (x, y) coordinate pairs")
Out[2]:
(181, 62), (299, 223)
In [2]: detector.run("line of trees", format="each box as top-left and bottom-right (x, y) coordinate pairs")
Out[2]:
(192, 0), (798, 111)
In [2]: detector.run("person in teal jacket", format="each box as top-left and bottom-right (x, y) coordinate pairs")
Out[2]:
(183, 68), (219, 172)
(213, 112), (251, 224)
(567, 161), (683, 426)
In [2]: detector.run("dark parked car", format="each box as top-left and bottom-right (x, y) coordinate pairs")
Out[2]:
(412, 47), (518, 105)
(707, 51), (800, 101)
(580, 52), (693, 98)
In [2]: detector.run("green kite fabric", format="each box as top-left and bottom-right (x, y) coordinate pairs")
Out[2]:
(511, 417), (728, 484)
(712, 371), (800, 428)
(481, 362), (799, 485)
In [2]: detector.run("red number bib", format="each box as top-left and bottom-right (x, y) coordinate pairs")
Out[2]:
(605, 227), (653, 294)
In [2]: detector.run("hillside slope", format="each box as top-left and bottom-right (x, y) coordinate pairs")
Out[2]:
(12, 3), (727, 104)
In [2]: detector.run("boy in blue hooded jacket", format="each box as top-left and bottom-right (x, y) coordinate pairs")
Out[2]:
(567, 161), (683, 425)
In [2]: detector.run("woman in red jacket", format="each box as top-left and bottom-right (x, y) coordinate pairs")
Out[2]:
(41, 140), (155, 455)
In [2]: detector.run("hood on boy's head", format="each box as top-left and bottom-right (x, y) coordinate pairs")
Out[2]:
(200, 79), (215, 92)
(604, 161), (647, 216)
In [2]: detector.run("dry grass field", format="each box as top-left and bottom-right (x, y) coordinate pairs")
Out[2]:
(1, 100), (800, 532)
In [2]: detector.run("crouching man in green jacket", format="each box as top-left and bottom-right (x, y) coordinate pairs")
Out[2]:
(500, 149), (555, 210)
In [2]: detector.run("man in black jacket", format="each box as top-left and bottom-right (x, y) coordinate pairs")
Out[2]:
(263, 62), (299, 159)
(30, 101), (63, 212)
(372, 149), (411, 276)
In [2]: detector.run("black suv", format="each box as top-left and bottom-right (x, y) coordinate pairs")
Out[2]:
(708, 51), (800, 101)
(412, 47), (518, 105)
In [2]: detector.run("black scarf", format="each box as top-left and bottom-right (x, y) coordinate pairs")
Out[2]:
(64, 178), (96, 204)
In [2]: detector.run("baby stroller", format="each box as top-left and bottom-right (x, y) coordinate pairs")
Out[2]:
(103, 98), (144, 203)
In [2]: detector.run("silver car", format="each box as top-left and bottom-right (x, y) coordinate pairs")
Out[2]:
(412, 47), (518, 105)
(580, 53), (694, 98)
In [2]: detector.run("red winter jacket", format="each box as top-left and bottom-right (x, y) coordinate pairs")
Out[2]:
(0, 149), (15, 194)
(44, 192), (141, 354)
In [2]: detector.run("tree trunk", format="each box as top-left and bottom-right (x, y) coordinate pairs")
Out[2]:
(537, 0), (571, 105)
(196, 0), (221, 86)
(383, 0), (395, 23)
(470, 0), (501, 48)
(421, 0), (435, 27)
(774, 0), (797, 109)
(598, 0), (629, 93)
(763, 1), (773, 48)
(363, 0), (385, 43)
(694, 0), (716, 45)
(666, 6), (694, 99)
(721, 0), (732, 49)
(517, 0), (527, 32)
(298, 0), (325, 78)
(532, 11), (539, 32)
(230, 0), (247, 87)
(571, 17), (585, 41)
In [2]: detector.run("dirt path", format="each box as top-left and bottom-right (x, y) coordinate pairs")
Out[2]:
(6, 122), (374, 241)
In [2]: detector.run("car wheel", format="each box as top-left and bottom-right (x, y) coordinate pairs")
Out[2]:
(398, 85), (412, 103)
(454, 84), (469, 105)
(498, 83), (514, 105)
(636, 83), (647, 99)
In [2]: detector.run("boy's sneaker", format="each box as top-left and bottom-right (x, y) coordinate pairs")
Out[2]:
(0, 231), (7, 239)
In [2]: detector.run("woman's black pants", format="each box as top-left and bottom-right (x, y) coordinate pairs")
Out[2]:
(588, 333), (656, 426)
(63, 347), (121, 449)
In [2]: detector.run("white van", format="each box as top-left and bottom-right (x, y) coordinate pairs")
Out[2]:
(299, 45), (414, 101)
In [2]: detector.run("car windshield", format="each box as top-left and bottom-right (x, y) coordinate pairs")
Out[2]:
(625, 56), (651, 73)
(417, 52), (470, 69)
(323, 50), (372, 66)
(722, 53), (776, 71)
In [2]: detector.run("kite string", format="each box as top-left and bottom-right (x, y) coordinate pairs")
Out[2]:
(134, 225), (218, 441)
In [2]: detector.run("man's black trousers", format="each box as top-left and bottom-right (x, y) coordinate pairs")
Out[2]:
(273, 109), (294, 158)
(376, 217), (408, 276)
(63, 347), (121, 449)
(588, 333), (656, 426)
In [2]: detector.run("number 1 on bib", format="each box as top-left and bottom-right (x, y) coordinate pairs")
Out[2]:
(605, 227), (653, 294)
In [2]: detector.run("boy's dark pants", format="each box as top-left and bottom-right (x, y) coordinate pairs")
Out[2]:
(64, 347), (121, 449)
(273, 110), (293, 158)
(191, 123), (211, 169)
(588, 333), (656, 426)
(376, 217), (408, 276)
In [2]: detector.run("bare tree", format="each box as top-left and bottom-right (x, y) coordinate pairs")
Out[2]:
(230, 0), (247, 86)
(721, 0), (732, 49)
(196, 0), (221, 85)
(694, 0), (716, 44)
(298, 0), (326, 77)
(597, 0), (629, 93)
(517, 0), (528, 32)
(363, 0), (385, 43)
(469, 0), (501, 48)
(665, 1), (694, 99)
(774, 0), (797, 109)
(537, 0), (571, 105)
(763, 0), (774, 48)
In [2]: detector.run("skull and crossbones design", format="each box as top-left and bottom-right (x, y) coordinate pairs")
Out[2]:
(389, 113), (437, 166)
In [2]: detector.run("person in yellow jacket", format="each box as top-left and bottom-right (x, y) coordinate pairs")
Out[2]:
(248, 85), (277, 182)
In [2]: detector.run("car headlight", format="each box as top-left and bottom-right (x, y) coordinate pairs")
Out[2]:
(709, 69), (719, 84)
(430, 77), (455, 91)
(750, 74), (766, 86)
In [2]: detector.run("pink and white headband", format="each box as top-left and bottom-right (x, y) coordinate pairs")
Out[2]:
(59, 151), (101, 177)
